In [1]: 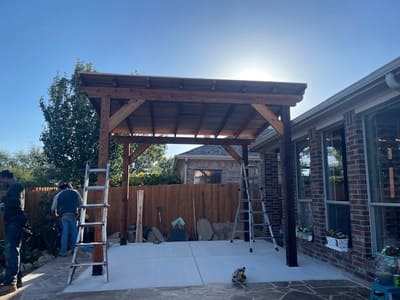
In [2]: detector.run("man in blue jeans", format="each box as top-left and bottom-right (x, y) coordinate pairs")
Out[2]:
(0, 170), (26, 296)
(51, 182), (82, 257)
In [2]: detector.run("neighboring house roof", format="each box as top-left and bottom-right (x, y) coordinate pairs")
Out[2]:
(174, 145), (260, 160)
(251, 56), (400, 151)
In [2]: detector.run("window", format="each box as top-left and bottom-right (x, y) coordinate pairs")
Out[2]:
(295, 139), (312, 229)
(323, 127), (351, 238)
(194, 169), (222, 184)
(365, 103), (400, 252)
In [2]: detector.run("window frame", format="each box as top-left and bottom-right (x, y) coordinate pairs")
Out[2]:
(364, 101), (400, 254)
(322, 125), (351, 239)
(294, 137), (313, 229)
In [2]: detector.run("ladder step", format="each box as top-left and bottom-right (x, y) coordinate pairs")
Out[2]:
(80, 204), (110, 208)
(86, 186), (107, 191)
(76, 242), (106, 247)
(71, 262), (107, 267)
(79, 221), (105, 226)
(89, 168), (108, 173)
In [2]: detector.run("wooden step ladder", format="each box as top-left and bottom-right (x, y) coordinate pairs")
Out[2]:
(68, 163), (110, 284)
(230, 162), (279, 252)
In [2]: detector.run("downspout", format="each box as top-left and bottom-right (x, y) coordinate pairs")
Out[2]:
(385, 71), (400, 93)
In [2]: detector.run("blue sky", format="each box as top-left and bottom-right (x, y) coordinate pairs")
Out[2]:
(1, 0), (399, 157)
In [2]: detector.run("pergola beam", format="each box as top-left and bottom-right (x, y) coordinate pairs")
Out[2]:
(252, 104), (284, 135)
(112, 135), (253, 146)
(222, 145), (243, 164)
(129, 143), (152, 164)
(82, 86), (303, 106)
(109, 99), (145, 132)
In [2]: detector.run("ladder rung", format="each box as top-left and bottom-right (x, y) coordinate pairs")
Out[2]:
(76, 242), (106, 247)
(80, 204), (110, 208)
(89, 168), (108, 173)
(71, 262), (106, 267)
(79, 221), (105, 226)
(86, 186), (106, 191)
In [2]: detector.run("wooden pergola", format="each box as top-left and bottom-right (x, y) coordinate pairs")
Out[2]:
(79, 72), (307, 275)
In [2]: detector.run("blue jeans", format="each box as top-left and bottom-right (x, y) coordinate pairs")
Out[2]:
(60, 214), (77, 255)
(4, 217), (24, 285)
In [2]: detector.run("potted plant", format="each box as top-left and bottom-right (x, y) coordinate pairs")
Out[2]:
(375, 245), (400, 285)
(326, 229), (348, 252)
(296, 226), (313, 241)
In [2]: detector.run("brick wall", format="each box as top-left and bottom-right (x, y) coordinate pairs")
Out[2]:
(261, 152), (282, 243)
(258, 113), (374, 281)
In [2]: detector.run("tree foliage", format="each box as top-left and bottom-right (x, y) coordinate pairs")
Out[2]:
(0, 148), (56, 186)
(40, 62), (99, 186)
(40, 61), (171, 186)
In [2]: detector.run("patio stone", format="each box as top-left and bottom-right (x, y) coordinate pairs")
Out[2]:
(281, 290), (322, 300)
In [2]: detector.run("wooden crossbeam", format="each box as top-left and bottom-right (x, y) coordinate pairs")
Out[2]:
(129, 143), (151, 164)
(113, 135), (252, 146)
(252, 104), (284, 135)
(82, 87), (303, 106)
(109, 99), (145, 132)
(222, 145), (243, 164)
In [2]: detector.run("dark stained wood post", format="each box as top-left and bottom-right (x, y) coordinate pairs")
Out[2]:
(242, 145), (250, 241)
(120, 143), (130, 245)
(93, 95), (110, 275)
(280, 106), (298, 267)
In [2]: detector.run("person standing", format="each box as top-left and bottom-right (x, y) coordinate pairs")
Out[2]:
(0, 170), (26, 296)
(51, 182), (82, 257)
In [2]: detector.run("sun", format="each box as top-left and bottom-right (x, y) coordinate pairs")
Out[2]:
(235, 68), (272, 82)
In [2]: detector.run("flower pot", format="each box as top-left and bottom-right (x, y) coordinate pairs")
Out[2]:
(326, 237), (348, 252)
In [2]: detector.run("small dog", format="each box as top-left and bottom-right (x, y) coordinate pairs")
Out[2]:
(232, 267), (247, 288)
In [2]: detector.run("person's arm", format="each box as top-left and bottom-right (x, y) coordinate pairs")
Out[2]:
(51, 193), (59, 216)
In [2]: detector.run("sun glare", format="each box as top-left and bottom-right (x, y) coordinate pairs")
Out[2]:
(235, 68), (272, 82)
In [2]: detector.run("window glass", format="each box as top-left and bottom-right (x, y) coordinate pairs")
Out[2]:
(365, 104), (400, 253)
(194, 169), (222, 184)
(366, 107), (400, 203)
(324, 128), (348, 201)
(296, 139), (311, 199)
(295, 139), (313, 230)
(323, 126), (351, 238)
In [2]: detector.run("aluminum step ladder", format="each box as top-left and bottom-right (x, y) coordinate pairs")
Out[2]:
(230, 162), (279, 252)
(68, 163), (110, 284)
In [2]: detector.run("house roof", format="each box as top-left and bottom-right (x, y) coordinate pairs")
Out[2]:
(251, 56), (400, 150)
(79, 72), (307, 146)
(175, 145), (260, 160)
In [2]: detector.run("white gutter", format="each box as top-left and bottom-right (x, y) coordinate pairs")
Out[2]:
(385, 71), (400, 92)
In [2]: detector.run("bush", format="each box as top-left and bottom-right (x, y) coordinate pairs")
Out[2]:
(129, 172), (181, 186)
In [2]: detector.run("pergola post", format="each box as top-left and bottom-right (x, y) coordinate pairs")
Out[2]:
(280, 106), (298, 267)
(93, 95), (110, 275)
(120, 143), (130, 245)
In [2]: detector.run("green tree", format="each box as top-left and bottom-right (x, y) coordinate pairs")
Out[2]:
(40, 61), (99, 186)
(40, 61), (171, 186)
(0, 147), (56, 186)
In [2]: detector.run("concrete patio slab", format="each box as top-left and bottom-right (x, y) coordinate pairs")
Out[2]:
(63, 240), (348, 294)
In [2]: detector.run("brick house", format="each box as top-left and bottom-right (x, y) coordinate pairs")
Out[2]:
(173, 145), (261, 184)
(251, 57), (400, 280)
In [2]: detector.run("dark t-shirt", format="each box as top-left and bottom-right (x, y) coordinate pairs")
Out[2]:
(1, 182), (25, 222)
(57, 189), (81, 216)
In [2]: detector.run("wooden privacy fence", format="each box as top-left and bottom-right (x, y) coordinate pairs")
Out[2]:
(1, 183), (239, 240)
(109, 183), (239, 239)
